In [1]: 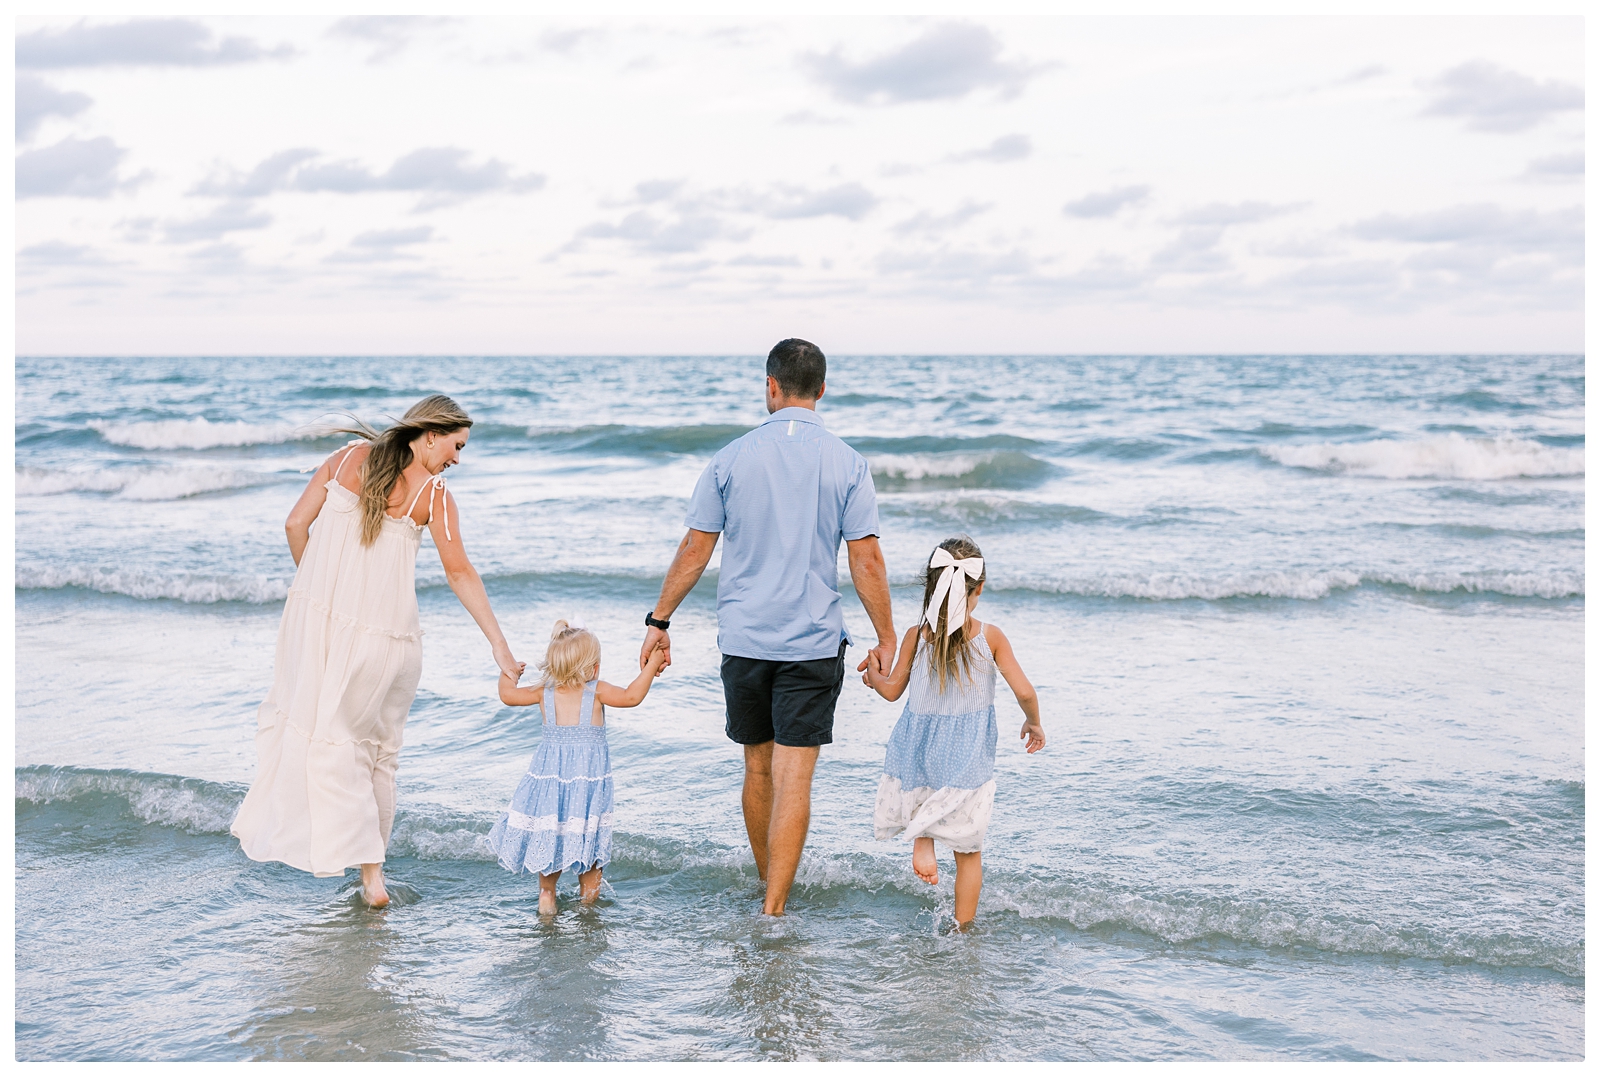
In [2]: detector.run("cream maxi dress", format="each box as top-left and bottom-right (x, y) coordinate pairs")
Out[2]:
(231, 445), (446, 877)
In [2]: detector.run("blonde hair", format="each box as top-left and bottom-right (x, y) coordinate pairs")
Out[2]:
(334, 394), (473, 546)
(540, 620), (601, 688)
(919, 535), (986, 693)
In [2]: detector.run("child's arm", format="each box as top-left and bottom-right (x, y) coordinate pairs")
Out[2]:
(863, 624), (921, 701)
(499, 670), (544, 708)
(985, 624), (1045, 753)
(596, 646), (668, 708)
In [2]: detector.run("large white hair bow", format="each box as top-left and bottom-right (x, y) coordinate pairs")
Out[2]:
(924, 548), (984, 636)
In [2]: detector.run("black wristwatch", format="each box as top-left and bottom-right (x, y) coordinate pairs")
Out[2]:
(645, 611), (671, 630)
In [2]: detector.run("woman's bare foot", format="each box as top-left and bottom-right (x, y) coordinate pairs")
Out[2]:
(360, 863), (390, 908)
(912, 837), (939, 885)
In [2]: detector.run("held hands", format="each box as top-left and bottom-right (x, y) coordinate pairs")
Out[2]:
(855, 638), (896, 681)
(493, 642), (525, 684)
(1019, 717), (1046, 754)
(639, 625), (671, 674)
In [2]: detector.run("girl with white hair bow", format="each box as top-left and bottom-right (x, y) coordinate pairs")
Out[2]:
(863, 536), (1046, 929)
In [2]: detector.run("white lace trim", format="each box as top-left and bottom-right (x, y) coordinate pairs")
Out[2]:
(504, 810), (613, 836)
(525, 771), (613, 783)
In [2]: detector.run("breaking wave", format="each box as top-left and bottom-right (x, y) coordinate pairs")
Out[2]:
(90, 417), (328, 451)
(16, 565), (290, 604)
(17, 465), (281, 500)
(870, 451), (1054, 490)
(1263, 434), (1583, 480)
(996, 569), (1583, 601)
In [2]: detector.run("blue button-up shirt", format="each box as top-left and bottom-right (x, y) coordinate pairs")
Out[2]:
(684, 407), (880, 661)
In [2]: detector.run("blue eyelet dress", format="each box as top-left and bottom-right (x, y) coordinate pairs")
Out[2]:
(485, 678), (614, 876)
(873, 622), (999, 853)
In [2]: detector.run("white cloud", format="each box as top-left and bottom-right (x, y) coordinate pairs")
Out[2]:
(16, 136), (141, 198)
(1524, 152), (1583, 181)
(163, 200), (273, 243)
(804, 23), (1039, 104)
(17, 18), (291, 68)
(1423, 60), (1583, 133)
(1063, 186), (1150, 219)
(1172, 202), (1302, 226)
(948, 134), (1032, 163)
(16, 76), (92, 142)
(192, 147), (544, 210)
(327, 16), (459, 62)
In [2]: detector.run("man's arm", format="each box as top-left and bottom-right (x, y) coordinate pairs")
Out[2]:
(846, 535), (896, 677)
(641, 528), (720, 669)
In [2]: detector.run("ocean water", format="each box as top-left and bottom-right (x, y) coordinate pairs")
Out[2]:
(14, 353), (1584, 1061)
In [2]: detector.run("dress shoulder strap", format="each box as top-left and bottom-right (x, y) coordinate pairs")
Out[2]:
(399, 474), (452, 540)
(538, 680), (554, 725)
(582, 678), (602, 727)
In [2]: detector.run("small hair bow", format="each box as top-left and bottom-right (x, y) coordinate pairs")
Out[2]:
(924, 548), (984, 636)
(565, 614), (588, 631)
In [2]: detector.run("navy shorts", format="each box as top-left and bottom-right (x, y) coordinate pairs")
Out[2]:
(721, 642), (848, 748)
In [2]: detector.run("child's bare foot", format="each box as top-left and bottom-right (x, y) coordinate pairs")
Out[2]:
(360, 863), (389, 908)
(912, 837), (939, 885)
(538, 890), (557, 916)
(579, 865), (603, 904)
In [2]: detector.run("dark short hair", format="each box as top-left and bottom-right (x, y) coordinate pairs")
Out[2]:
(766, 338), (826, 399)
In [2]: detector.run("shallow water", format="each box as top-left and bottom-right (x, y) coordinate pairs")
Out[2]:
(14, 354), (1584, 1060)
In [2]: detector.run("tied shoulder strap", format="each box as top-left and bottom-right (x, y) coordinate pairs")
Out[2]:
(400, 474), (452, 540)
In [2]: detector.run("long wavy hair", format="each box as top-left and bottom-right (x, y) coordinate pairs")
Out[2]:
(918, 535), (986, 693)
(334, 394), (472, 546)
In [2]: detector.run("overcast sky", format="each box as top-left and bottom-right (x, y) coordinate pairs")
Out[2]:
(14, 2), (1586, 355)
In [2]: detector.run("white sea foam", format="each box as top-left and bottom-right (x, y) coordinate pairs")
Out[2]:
(872, 452), (997, 480)
(17, 465), (276, 500)
(1003, 569), (1582, 601)
(16, 565), (290, 604)
(89, 416), (316, 450)
(1263, 433), (1583, 480)
(15, 766), (244, 835)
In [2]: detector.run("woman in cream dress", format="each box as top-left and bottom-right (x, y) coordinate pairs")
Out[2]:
(231, 394), (522, 907)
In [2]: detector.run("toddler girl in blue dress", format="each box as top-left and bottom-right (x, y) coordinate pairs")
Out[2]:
(486, 618), (667, 915)
(865, 536), (1046, 929)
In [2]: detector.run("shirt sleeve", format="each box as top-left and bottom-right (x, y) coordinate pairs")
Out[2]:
(683, 456), (726, 533)
(840, 453), (880, 540)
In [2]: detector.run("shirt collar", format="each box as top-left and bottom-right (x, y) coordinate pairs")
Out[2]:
(761, 406), (824, 427)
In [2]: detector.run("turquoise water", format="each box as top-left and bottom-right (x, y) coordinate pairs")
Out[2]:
(15, 354), (1584, 1060)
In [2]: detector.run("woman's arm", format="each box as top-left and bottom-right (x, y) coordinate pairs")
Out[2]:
(863, 624), (922, 701)
(430, 487), (523, 681)
(986, 624), (1045, 753)
(284, 450), (344, 565)
(499, 671), (544, 708)
(598, 647), (668, 708)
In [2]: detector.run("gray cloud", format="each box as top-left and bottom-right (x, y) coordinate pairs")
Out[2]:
(892, 201), (991, 235)
(804, 22), (1038, 104)
(949, 133), (1032, 163)
(779, 110), (848, 127)
(726, 254), (801, 267)
(1063, 185), (1150, 218)
(1173, 201), (1299, 226)
(16, 136), (140, 198)
(18, 240), (107, 266)
(192, 147), (545, 209)
(328, 16), (458, 61)
(17, 18), (291, 69)
(164, 200), (273, 243)
(759, 182), (876, 220)
(1151, 228), (1232, 274)
(1524, 152), (1584, 181)
(1424, 61), (1583, 133)
(540, 28), (607, 54)
(326, 226), (435, 263)
(578, 211), (742, 254)
(16, 75), (91, 142)
(1347, 204), (1581, 255)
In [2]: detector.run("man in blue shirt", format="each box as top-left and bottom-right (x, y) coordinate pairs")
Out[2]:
(640, 338), (896, 916)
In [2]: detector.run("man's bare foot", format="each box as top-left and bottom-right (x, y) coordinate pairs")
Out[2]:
(538, 890), (557, 916)
(360, 863), (390, 908)
(912, 837), (939, 885)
